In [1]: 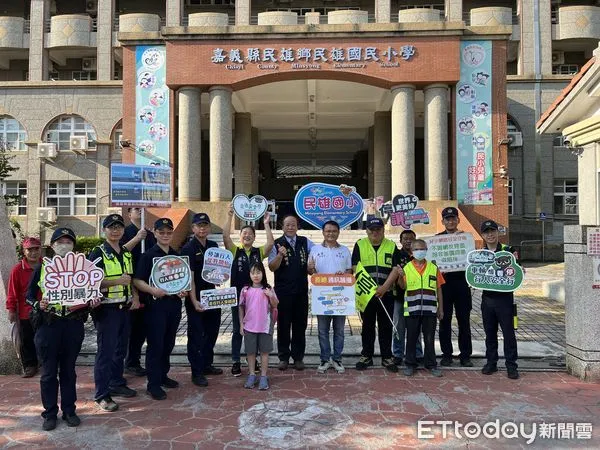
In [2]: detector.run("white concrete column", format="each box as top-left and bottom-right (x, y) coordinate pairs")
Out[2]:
(29, 0), (50, 81)
(368, 126), (374, 198)
(375, 0), (391, 23)
(445, 0), (463, 21)
(519, 0), (552, 76)
(234, 113), (252, 194)
(373, 112), (391, 199)
(391, 85), (415, 195)
(209, 86), (233, 201)
(97, 0), (115, 81)
(178, 87), (202, 202)
(424, 84), (449, 200)
(235, 0), (251, 25)
(251, 127), (259, 193)
(166, 0), (183, 26)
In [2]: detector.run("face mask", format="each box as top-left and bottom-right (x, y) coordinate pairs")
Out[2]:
(53, 243), (74, 257)
(412, 250), (427, 261)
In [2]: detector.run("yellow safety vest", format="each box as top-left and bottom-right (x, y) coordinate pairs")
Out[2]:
(356, 238), (396, 294)
(403, 261), (438, 316)
(95, 244), (133, 303)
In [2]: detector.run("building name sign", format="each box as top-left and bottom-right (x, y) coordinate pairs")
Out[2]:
(211, 45), (416, 70)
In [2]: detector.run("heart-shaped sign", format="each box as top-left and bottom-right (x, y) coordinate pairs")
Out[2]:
(232, 194), (268, 222)
(294, 182), (363, 230)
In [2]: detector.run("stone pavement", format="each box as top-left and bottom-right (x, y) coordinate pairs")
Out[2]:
(79, 262), (566, 366)
(0, 366), (598, 448)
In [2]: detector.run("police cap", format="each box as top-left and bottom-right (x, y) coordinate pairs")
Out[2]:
(50, 227), (76, 244)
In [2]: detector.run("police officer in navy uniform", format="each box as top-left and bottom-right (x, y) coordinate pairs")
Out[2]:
(479, 219), (519, 380)
(121, 207), (156, 377)
(181, 213), (222, 387)
(437, 207), (473, 367)
(268, 215), (313, 371)
(26, 227), (100, 431)
(88, 214), (139, 412)
(133, 218), (191, 400)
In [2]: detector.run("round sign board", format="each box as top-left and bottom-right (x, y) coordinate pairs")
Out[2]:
(150, 255), (192, 295)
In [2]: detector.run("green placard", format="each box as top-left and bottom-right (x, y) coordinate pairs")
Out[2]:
(465, 250), (524, 292)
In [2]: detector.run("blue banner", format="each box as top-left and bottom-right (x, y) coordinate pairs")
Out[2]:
(456, 41), (493, 205)
(294, 183), (363, 230)
(135, 46), (170, 167)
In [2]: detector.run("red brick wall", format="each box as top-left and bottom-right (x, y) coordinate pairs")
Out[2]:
(166, 37), (460, 90)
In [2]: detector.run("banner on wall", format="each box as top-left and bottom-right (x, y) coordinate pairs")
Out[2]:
(456, 41), (493, 205)
(135, 46), (170, 168)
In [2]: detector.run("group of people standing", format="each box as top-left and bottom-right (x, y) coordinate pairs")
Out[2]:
(6, 204), (520, 431)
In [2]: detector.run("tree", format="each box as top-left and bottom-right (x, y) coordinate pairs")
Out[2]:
(0, 139), (18, 207)
(0, 139), (21, 374)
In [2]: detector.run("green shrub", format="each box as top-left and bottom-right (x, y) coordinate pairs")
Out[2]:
(75, 236), (104, 256)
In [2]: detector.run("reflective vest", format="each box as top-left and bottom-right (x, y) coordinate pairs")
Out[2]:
(95, 244), (133, 304)
(356, 237), (396, 294)
(403, 261), (438, 316)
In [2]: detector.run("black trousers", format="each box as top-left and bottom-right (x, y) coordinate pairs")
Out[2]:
(439, 278), (472, 360)
(481, 292), (518, 369)
(405, 315), (438, 369)
(185, 302), (221, 377)
(34, 317), (84, 419)
(19, 319), (38, 369)
(125, 307), (146, 368)
(145, 298), (182, 391)
(359, 294), (394, 360)
(276, 292), (308, 362)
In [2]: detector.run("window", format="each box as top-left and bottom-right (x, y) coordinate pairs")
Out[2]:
(554, 179), (578, 215)
(46, 115), (97, 151)
(0, 116), (27, 151)
(46, 181), (96, 216)
(507, 178), (514, 216)
(1, 181), (27, 215)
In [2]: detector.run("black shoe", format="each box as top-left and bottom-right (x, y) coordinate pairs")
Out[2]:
(382, 358), (399, 373)
(146, 388), (167, 400)
(61, 412), (81, 427)
(481, 364), (498, 375)
(202, 366), (223, 375)
(440, 356), (453, 366)
(42, 417), (57, 431)
(278, 360), (289, 371)
(293, 360), (305, 371)
(460, 358), (474, 367)
(231, 362), (242, 377)
(192, 375), (209, 387)
(96, 396), (119, 412)
(161, 377), (179, 389)
(392, 356), (403, 366)
(507, 368), (520, 380)
(110, 385), (137, 398)
(125, 365), (147, 377)
(355, 356), (374, 370)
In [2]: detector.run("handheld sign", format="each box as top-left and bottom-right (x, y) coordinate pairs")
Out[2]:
(201, 248), (234, 284)
(199, 287), (238, 310)
(354, 262), (378, 313)
(43, 252), (104, 307)
(150, 255), (192, 295)
(294, 183), (363, 230)
(232, 194), (268, 221)
(465, 250), (524, 292)
(310, 274), (356, 316)
(426, 233), (475, 272)
(380, 194), (430, 229)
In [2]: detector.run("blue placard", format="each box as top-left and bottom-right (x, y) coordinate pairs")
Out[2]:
(294, 183), (363, 229)
(110, 163), (171, 207)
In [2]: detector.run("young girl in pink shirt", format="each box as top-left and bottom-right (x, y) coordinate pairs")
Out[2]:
(239, 262), (279, 390)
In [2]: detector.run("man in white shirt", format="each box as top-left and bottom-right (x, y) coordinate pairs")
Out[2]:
(307, 220), (352, 374)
